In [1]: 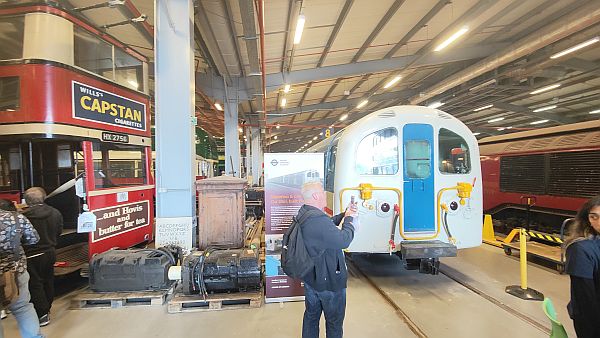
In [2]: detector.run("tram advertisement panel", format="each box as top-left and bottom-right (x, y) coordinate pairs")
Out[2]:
(91, 200), (150, 243)
(264, 153), (324, 302)
(72, 81), (147, 131)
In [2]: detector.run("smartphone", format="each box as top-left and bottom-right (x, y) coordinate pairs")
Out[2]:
(350, 195), (355, 205)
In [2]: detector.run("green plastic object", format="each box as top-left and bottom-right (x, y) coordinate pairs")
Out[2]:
(543, 298), (569, 338)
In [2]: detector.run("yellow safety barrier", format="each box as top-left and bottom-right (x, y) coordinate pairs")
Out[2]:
(505, 228), (544, 301)
(482, 214), (502, 247)
(526, 230), (563, 244)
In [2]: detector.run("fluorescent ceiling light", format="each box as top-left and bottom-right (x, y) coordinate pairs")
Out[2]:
(214, 103), (223, 111)
(469, 79), (496, 92)
(530, 83), (561, 95)
(276, 124), (281, 129)
(488, 117), (505, 123)
(472, 132), (481, 136)
(532, 105), (557, 112)
(473, 104), (493, 112)
(284, 84), (291, 93)
(274, 136), (278, 140)
(356, 100), (368, 109)
(383, 76), (402, 89)
(280, 98), (287, 107)
(293, 15), (306, 44)
(427, 101), (444, 109)
(313, 136), (317, 140)
(319, 132), (323, 136)
(550, 37), (600, 59)
(308, 140), (312, 144)
(530, 119), (549, 125)
(434, 26), (468, 52)
(339, 114), (348, 121)
(497, 127), (505, 131)
(589, 109), (600, 114)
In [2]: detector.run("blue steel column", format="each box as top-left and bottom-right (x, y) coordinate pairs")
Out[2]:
(154, 0), (196, 236)
(224, 88), (241, 176)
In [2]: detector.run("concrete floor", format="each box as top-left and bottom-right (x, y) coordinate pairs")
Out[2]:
(1, 244), (573, 338)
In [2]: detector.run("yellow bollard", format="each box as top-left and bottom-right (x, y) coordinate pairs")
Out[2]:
(505, 228), (544, 301)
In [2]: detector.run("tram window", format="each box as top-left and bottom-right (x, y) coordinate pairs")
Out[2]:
(438, 128), (471, 174)
(92, 143), (147, 188)
(404, 140), (431, 179)
(74, 27), (114, 78)
(0, 15), (24, 60)
(356, 128), (398, 175)
(57, 145), (72, 168)
(114, 48), (143, 91)
(0, 77), (19, 111)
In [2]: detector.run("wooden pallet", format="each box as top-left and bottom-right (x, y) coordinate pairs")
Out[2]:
(168, 288), (263, 313)
(71, 285), (174, 309)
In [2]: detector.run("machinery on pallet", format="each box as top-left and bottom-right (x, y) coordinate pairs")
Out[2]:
(89, 247), (180, 292)
(178, 248), (261, 295)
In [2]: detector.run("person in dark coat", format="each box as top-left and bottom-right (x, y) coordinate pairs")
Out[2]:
(296, 181), (356, 338)
(22, 187), (63, 327)
(564, 195), (600, 338)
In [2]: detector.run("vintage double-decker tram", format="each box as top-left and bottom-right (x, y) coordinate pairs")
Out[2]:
(0, 1), (153, 268)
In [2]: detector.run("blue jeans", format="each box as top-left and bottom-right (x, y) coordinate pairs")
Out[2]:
(0, 271), (44, 338)
(302, 283), (346, 338)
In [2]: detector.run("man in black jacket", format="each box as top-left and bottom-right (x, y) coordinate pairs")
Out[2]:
(297, 181), (356, 338)
(22, 187), (63, 327)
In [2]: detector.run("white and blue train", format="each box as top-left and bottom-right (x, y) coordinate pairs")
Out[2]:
(307, 105), (482, 274)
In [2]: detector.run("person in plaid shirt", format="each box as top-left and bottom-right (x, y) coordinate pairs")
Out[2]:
(0, 199), (43, 338)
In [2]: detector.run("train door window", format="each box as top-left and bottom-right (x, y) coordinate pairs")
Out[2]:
(325, 139), (338, 192)
(404, 140), (430, 179)
(114, 47), (143, 91)
(438, 128), (471, 174)
(0, 77), (20, 111)
(356, 128), (398, 175)
(0, 15), (24, 60)
(74, 27), (114, 79)
(92, 143), (147, 188)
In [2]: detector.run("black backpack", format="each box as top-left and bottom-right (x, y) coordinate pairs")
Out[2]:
(281, 210), (319, 279)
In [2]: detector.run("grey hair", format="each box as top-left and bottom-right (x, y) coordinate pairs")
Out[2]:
(301, 181), (323, 202)
(24, 187), (46, 205)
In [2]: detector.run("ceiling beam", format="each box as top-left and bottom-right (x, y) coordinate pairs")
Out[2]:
(490, 102), (577, 124)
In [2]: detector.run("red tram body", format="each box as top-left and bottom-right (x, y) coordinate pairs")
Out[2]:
(479, 120), (600, 231)
(0, 2), (153, 258)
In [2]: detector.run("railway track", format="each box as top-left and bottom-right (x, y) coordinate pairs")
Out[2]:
(346, 255), (551, 337)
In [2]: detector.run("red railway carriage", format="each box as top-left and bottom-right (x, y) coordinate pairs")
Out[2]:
(0, 1), (153, 261)
(479, 120), (600, 233)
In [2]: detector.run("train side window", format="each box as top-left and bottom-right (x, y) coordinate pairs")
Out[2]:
(438, 128), (471, 174)
(404, 140), (431, 179)
(0, 77), (20, 111)
(356, 128), (398, 175)
(92, 143), (147, 189)
(0, 15), (24, 60)
(325, 140), (338, 192)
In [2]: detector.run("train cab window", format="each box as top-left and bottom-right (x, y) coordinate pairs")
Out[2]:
(0, 15), (24, 60)
(356, 128), (398, 175)
(324, 139), (338, 192)
(404, 140), (430, 179)
(92, 143), (147, 189)
(0, 77), (20, 111)
(74, 27), (114, 79)
(438, 128), (471, 174)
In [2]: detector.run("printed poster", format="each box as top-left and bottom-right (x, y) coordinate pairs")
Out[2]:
(264, 153), (324, 303)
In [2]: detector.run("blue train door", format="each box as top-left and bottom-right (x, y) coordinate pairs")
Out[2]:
(403, 124), (435, 232)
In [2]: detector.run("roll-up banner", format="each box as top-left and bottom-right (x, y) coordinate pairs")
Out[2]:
(264, 153), (324, 303)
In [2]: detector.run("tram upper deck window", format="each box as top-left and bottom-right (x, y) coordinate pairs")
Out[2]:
(115, 48), (143, 91)
(74, 27), (113, 79)
(438, 128), (471, 174)
(0, 15), (24, 60)
(356, 128), (398, 175)
(0, 77), (19, 111)
(92, 143), (147, 189)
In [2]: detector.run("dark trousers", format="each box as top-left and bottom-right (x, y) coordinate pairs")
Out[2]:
(302, 283), (346, 338)
(27, 250), (55, 318)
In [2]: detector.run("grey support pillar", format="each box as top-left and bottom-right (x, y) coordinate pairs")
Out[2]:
(154, 0), (196, 249)
(251, 127), (262, 186)
(244, 128), (252, 181)
(224, 90), (241, 176)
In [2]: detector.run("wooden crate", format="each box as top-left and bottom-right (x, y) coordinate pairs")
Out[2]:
(168, 288), (263, 313)
(71, 286), (174, 309)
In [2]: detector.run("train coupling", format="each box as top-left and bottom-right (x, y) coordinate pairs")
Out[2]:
(400, 240), (457, 275)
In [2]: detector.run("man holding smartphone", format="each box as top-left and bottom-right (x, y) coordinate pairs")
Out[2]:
(295, 181), (357, 338)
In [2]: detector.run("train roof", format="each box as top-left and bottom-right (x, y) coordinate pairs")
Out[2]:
(478, 120), (600, 145)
